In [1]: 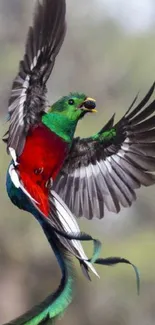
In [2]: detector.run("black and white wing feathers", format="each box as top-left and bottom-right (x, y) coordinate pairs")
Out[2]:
(53, 83), (155, 219)
(4, 0), (66, 156)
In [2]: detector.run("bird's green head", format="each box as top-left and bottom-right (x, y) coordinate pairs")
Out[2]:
(48, 93), (97, 121)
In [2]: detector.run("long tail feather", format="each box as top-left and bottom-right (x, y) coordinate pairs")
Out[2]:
(2, 210), (102, 325)
(3, 228), (74, 325)
(2, 217), (140, 325)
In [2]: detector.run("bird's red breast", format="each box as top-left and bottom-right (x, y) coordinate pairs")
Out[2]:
(17, 123), (69, 216)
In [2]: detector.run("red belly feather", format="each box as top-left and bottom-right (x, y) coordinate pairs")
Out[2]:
(17, 123), (69, 216)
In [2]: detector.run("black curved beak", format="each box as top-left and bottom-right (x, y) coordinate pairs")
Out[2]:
(80, 97), (97, 113)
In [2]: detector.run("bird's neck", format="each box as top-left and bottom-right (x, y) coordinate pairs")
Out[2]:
(42, 112), (78, 143)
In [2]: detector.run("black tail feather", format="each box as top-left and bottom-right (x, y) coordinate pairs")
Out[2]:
(93, 257), (140, 295)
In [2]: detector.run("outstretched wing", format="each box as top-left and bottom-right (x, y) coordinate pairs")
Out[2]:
(53, 83), (155, 219)
(3, 0), (66, 156)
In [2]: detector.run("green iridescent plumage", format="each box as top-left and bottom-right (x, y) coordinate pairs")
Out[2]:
(3, 222), (75, 325)
(92, 128), (116, 141)
(49, 93), (86, 114)
(42, 94), (87, 143)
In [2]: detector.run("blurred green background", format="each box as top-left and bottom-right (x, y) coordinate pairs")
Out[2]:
(1, 0), (155, 324)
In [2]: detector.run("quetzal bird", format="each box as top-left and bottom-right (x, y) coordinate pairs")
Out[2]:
(3, 0), (155, 323)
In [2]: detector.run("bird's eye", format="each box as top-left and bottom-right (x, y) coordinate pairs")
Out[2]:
(68, 99), (75, 105)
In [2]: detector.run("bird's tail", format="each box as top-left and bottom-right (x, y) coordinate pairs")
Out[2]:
(3, 224), (77, 325)
(3, 219), (140, 325)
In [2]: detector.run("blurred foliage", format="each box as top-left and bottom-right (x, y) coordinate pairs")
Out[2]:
(1, 0), (155, 324)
